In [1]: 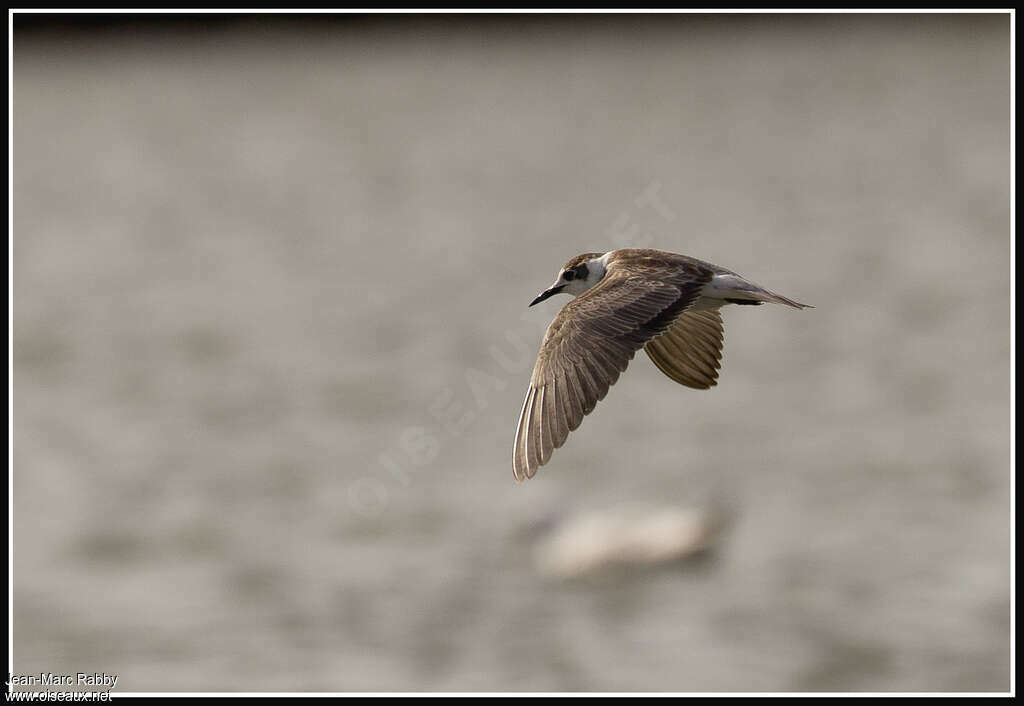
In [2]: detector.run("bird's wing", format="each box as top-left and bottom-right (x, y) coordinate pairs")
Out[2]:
(643, 309), (724, 390)
(513, 260), (713, 481)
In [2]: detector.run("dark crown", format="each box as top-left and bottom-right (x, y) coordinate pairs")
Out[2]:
(561, 252), (605, 271)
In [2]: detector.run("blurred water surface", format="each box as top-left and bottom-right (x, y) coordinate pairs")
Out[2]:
(13, 15), (1010, 692)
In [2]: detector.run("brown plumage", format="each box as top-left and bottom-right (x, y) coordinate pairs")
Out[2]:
(513, 249), (810, 482)
(644, 309), (725, 390)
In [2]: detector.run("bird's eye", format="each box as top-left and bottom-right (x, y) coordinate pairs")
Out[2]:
(563, 270), (576, 281)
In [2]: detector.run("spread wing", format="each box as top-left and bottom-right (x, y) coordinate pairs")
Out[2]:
(513, 261), (713, 481)
(643, 309), (725, 390)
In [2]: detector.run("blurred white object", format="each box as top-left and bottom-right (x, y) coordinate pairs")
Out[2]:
(532, 505), (720, 579)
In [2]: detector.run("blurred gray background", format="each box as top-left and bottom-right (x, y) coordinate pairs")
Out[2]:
(13, 14), (1010, 692)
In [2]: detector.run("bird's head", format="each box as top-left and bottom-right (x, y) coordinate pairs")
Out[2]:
(530, 252), (609, 306)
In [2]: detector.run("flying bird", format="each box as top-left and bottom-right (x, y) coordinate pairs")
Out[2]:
(513, 248), (811, 482)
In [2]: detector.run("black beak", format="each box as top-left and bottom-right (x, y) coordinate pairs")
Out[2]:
(529, 285), (564, 307)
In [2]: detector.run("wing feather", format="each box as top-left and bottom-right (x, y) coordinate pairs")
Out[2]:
(643, 309), (725, 390)
(527, 387), (542, 472)
(562, 365), (585, 429)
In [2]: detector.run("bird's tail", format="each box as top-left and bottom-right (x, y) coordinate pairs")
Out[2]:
(747, 288), (813, 309)
(710, 274), (813, 309)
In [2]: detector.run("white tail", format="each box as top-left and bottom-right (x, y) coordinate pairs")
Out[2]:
(706, 274), (813, 309)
